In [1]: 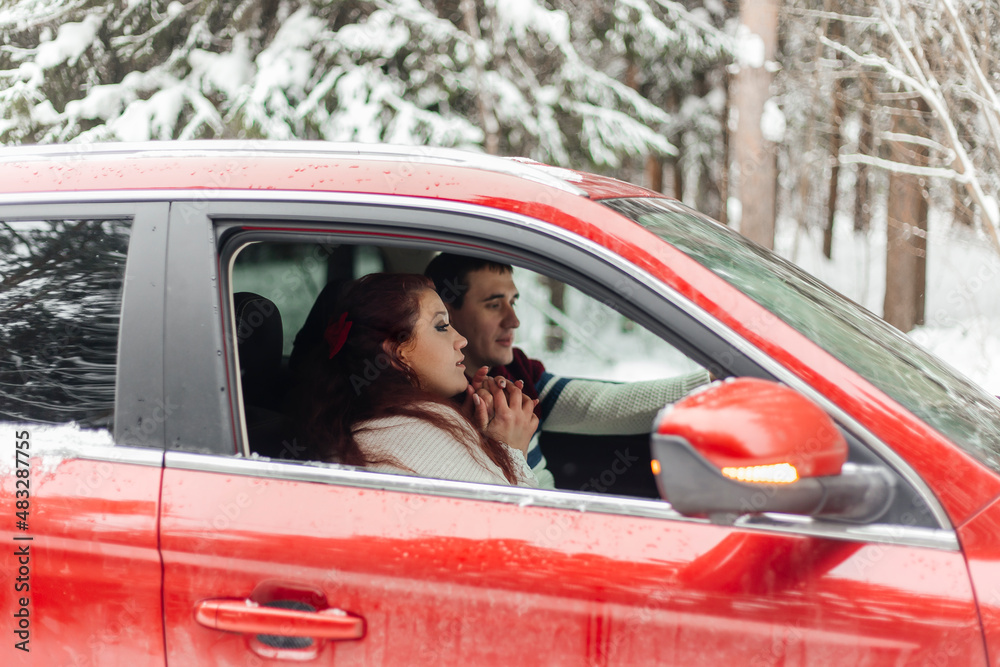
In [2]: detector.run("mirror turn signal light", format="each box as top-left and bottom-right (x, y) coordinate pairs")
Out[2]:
(720, 463), (799, 484)
(651, 459), (662, 475)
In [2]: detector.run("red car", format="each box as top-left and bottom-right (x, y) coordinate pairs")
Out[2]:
(2, 142), (1000, 666)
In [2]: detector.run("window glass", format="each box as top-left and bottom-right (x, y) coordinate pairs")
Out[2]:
(0, 219), (131, 431)
(604, 196), (1000, 474)
(510, 267), (703, 382)
(230, 242), (333, 356)
(229, 241), (703, 389)
(228, 239), (708, 500)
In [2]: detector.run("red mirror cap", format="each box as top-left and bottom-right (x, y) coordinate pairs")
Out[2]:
(656, 378), (847, 478)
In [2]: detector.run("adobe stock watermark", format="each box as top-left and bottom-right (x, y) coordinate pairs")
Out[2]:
(347, 330), (411, 395)
(578, 448), (641, 494)
(595, 580), (679, 662)
(171, 138), (274, 223)
(117, 396), (179, 450)
(76, 598), (145, 667)
(923, 256), (1000, 331)
(733, 417), (842, 517)
(533, 447), (640, 549)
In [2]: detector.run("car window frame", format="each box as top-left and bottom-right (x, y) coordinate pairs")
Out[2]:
(159, 193), (957, 550)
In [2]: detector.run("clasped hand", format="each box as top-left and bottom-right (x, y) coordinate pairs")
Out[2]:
(461, 366), (538, 457)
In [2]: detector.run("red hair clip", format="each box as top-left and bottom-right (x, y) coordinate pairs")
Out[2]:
(324, 311), (353, 359)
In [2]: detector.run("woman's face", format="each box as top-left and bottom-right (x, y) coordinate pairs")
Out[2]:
(398, 289), (470, 397)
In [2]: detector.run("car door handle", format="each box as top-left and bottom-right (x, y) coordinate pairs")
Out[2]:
(194, 599), (365, 640)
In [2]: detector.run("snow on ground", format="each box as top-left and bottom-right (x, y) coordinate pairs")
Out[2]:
(776, 209), (1000, 394)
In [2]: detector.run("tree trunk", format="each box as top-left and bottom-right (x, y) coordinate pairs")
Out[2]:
(883, 98), (929, 332)
(854, 73), (873, 233)
(661, 86), (682, 203)
(541, 276), (566, 352)
(461, 0), (498, 154)
(953, 180), (975, 227)
(646, 155), (664, 193)
(732, 0), (779, 249)
(719, 70), (730, 226)
(663, 154), (683, 200)
(823, 20), (845, 259)
(628, 56), (669, 196)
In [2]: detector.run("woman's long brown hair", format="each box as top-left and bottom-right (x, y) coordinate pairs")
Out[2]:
(292, 273), (520, 484)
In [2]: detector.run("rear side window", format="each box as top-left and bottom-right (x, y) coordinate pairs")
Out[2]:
(0, 219), (131, 431)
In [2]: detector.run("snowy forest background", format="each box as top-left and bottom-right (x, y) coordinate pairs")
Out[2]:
(2, 0), (1000, 391)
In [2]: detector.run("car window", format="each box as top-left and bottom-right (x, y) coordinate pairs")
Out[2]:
(231, 242), (395, 356)
(231, 243), (703, 381)
(605, 196), (1000, 475)
(0, 218), (131, 435)
(219, 227), (940, 529)
(228, 239), (709, 497)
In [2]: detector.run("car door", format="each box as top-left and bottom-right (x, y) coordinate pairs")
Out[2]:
(158, 198), (986, 666)
(0, 203), (168, 666)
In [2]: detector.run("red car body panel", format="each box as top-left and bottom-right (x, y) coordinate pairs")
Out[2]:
(958, 498), (1000, 664)
(2, 144), (999, 664)
(0, 458), (164, 666)
(1, 151), (992, 521)
(160, 468), (984, 666)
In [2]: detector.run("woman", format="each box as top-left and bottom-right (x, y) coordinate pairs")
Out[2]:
(294, 273), (538, 487)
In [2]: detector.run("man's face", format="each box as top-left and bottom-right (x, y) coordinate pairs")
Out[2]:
(446, 268), (520, 371)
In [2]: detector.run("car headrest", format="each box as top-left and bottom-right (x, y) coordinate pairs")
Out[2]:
(289, 280), (338, 373)
(234, 292), (283, 408)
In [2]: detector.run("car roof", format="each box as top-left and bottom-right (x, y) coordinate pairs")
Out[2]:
(0, 140), (659, 201)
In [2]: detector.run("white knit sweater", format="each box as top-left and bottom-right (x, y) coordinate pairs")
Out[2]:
(356, 402), (538, 487)
(537, 369), (712, 435)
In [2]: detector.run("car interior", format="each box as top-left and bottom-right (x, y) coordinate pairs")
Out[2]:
(228, 239), (708, 499)
(225, 236), (941, 528)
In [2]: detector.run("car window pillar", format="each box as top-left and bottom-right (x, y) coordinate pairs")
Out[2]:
(164, 203), (236, 455)
(116, 202), (170, 449)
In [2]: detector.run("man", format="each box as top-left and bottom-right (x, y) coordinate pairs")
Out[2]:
(425, 253), (712, 489)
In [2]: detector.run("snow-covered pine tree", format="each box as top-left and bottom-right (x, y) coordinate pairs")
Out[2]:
(558, 0), (730, 208)
(0, 0), (729, 174)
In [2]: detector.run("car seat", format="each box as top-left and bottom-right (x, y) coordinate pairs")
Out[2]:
(233, 292), (290, 458)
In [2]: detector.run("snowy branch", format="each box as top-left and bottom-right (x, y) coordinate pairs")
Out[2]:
(0, 0), (92, 30)
(649, 0), (733, 50)
(880, 131), (954, 157)
(938, 0), (1000, 155)
(878, 0), (1000, 250)
(838, 152), (968, 182)
(819, 18), (1000, 253)
(783, 6), (881, 25)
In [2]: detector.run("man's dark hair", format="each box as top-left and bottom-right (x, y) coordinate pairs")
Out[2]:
(423, 253), (513, 309)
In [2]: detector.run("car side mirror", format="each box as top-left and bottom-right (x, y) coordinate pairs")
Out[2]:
(650, 378), (894, 524)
